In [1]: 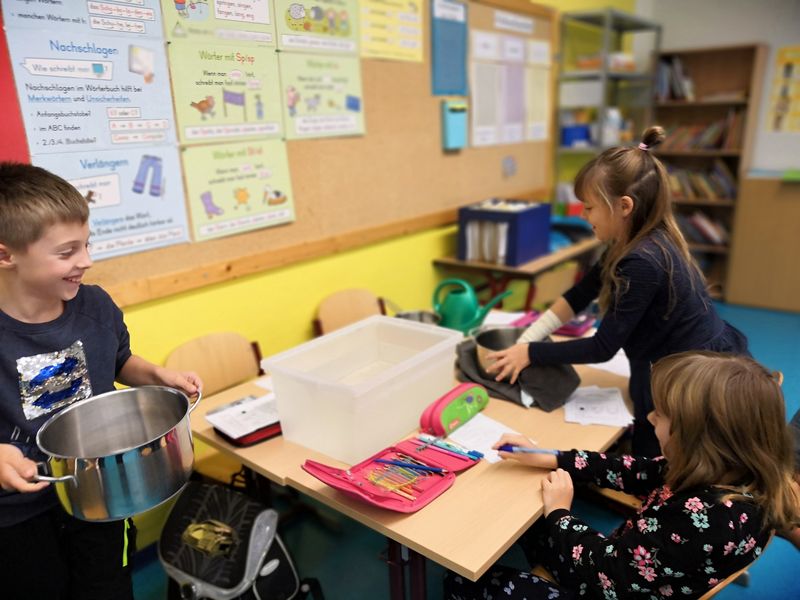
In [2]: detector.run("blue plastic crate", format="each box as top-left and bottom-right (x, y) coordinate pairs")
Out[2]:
(457, 200), (551, 266)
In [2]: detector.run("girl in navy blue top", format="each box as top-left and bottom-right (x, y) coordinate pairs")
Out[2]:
(487, 127), (748, 456)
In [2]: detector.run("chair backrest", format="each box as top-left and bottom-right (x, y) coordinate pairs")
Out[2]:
(314, 288), (386, 335)
(697, 530), (774, 600)
(165, 332), (262, 396)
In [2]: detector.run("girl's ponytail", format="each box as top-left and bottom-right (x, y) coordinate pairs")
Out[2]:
(639, 125), (666, 151)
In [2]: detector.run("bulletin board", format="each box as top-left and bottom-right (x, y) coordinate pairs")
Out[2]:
(3, 0), (557, 307)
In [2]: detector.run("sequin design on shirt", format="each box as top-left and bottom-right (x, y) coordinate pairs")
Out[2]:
(16, 340), (92, 420)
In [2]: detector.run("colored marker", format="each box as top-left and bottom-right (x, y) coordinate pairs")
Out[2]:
(497, 444), (559, 455)
(374, 459), (448, 474)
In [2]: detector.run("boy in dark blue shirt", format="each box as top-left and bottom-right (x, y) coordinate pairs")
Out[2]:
(0, 162), (202, 599)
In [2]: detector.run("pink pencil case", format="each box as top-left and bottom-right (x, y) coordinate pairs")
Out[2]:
(302, 438), (477, 513)
(419, 382), (489, 436)
(511, 311), (596, 337)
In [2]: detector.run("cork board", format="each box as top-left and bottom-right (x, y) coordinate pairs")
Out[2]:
(86, 0), (557, 307)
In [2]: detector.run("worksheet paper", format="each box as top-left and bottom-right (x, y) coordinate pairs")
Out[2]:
(563, 386), (633, 427)
(588, 348), (631, 378)
(448, 413), (521, 463)
(205, 392), (279, 439)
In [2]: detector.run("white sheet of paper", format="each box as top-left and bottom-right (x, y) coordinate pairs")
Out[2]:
(448, 413), (521, 463)
(205, 392), (279, 439)
(588, 348), (631, 378)
(563, 386), (633, 427)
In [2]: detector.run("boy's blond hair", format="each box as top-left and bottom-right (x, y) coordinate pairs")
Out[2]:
(651, 351), (800, 531)
(0, 162), (89, 250)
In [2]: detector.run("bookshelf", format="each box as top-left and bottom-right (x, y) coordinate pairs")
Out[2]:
(556, 9), (662, 156)
(654, 44), (766, 299)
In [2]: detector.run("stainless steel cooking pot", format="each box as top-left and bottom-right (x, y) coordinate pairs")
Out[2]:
(475, 326), (526, 379)
(395, 310), (441, 325)
(35, 386), (201, 522)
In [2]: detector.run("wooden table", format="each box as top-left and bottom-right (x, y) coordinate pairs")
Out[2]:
(190, 364), (630, 599)
(433, 238), (602, 311)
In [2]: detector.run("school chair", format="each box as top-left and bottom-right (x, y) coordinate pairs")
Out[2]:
(313, 288), (387, 335)
(164, 331), (263, 485)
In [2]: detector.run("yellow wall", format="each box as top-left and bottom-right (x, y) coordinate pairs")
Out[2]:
(123, 0), (634, 363)
(124, 225), (459, 361)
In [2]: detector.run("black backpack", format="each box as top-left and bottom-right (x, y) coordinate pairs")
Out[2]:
(159, 481), (323, 600)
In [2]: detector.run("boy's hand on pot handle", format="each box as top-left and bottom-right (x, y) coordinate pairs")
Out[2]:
(0, 444), (49, 493)
(486, 344), (530, 384)
(542, 468), (574, 516)
(155, 367), (203, 396)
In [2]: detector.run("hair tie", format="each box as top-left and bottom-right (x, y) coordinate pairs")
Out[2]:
(638, 142), (649, 151)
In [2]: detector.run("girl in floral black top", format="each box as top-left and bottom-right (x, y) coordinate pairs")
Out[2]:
(445, 352), (799, 599)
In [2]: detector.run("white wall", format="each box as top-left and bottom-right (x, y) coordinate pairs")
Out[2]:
(636, 0), (800, 173)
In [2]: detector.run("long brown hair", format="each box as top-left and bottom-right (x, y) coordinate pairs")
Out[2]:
(651, 351), (800, 531)
(574, 127), (703, 315)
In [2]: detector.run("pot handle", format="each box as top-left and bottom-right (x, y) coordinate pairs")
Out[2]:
(34, 462), (76, 484)
(188, 390), (202, 414)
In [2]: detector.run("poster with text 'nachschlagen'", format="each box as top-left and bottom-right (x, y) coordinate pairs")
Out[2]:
(6, 30), (176, 152)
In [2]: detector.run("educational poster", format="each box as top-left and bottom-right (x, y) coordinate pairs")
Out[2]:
(273, 0), (358, 53)
(1, 0), (164, 38)
(431, 0), (467, 95)
(500, 64), (525, 144)
(469, 18), (548, 146)
(169, 42), (282, 143)
(470, 61), (500, 146)
(6, 30), (176, 153)
(525, 65), (549, 141)
(278, 52), (364, 139)
(181, 139), (295, 242)
(32, 147), (190, 260)
(160, 0), (275, 45)
(360, 0), (423, 63)
(766, 45), (800, 133)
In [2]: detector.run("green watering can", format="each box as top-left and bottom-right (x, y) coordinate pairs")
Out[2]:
(432, 279), (512, 334)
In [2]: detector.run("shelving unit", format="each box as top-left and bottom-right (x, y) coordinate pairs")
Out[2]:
(556, 9), (662, 156)
(653, 44), (766, 299)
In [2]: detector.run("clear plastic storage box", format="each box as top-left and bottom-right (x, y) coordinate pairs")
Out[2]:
(262, 316), (462, 464)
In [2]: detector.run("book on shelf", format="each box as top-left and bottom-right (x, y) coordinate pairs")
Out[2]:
(676, 210), (729, 246)
(666, 160), (737, 201)
(656, 57), (695, 101)
(661, 110), (743, 152)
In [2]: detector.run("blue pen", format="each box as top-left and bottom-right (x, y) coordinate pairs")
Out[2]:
(497, 444), (559, 455)
(374, 459), (448, 474)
